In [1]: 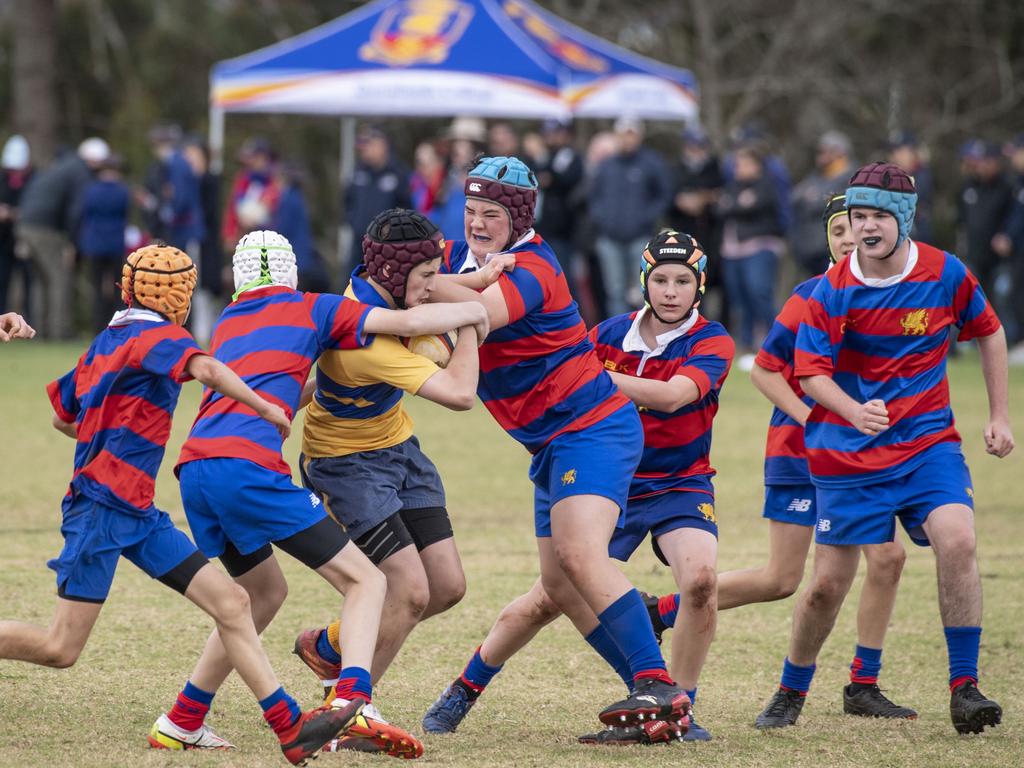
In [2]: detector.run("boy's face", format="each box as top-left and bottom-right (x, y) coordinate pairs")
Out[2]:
(647, 263), (697, 324)
(850, 208), (899, 260)
(464, 198), (511, 258)
(828, 215), (857, 262)
(404, 256), (442, 307)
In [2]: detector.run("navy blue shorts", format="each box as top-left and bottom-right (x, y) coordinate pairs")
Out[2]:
(609, 478), (718, 563)
(180, 458), (331, 557)
(762, 484), (818, 527)
(47, 495), (200, 602)
(814, 446), (974, 546)
(299, 435), (445, 540)
(532, 404), (643, 538)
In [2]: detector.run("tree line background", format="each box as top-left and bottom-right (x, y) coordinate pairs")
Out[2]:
(1, 0), (1021, 249)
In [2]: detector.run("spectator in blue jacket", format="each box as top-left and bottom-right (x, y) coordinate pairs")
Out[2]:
(142, 125), (204, 253)
(272, 161), (328, 293)
(588, 117), (671, 317)
(77, 154), (129, 331)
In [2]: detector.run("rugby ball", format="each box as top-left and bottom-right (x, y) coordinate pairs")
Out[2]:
(402, 330), (457, 368)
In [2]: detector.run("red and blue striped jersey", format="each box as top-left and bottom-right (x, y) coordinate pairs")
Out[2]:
(590, 310), (734, 499)
(47, 313), (205, 515)
(177, 286), (375, 476)
(795, 241), (1001, 487)
(441, 240), (475, 274)
(754, 276), (821, 485)
(458, 234), (630, 453)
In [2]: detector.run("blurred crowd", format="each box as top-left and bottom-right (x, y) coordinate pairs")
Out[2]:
(3, 118), (1024, 363)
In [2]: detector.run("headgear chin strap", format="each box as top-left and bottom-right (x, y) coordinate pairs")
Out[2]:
(639, 230), (708, 323)
(846, 162), (917, 258)
(362, 208), (444, 308)
(465, 155), (538, 251)
(120, 245), (197, 326)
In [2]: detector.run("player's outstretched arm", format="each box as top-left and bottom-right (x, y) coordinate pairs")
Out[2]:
(751, 364), (812, 426)
(800, 375), (889, 436)
(364, 301), (490, 344)
(51, 413), (77, 439)
(415, 325), (480, 411)
(976, 326), (1014, 458)
(607, 371), (699, 413)
(431, 277), (510, 333)
(185, 355), (291, 439)
(0, 312), (36, 342)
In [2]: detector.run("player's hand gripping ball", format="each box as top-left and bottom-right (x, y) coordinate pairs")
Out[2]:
(403, 331), (457, 368)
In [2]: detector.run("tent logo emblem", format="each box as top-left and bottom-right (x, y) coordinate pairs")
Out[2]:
(360, 0), (474, 66)
(503, 0), (608, 73)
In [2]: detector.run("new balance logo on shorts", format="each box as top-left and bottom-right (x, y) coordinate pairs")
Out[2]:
(308, 492), (321, 507)
(817, 519), (831, 532)
(787, 498), (813, 513)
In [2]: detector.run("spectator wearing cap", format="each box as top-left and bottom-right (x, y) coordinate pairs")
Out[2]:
(344, 124), (411, 273)
(667, 127), (724, 320)
(222, 136), (280, 250)
(16, 137), (109, 338)
(717, 145), (785, 359)
(77, 154), (130, 332)
(588, 116), (671, 317)
(790, 131), (855, 278)
(432, 118), (486, 241)
(0, 135), (34, 319)
(957, 140), (1015, 311)
(535, 118), (584, 297)
(888, 131), (933, 242)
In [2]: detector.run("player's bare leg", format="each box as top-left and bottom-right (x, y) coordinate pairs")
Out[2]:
(857, 541), (906, 648)
(417, 537), (467, 620)
(716, 522), (811, 609)
(842, 539), (916, 719)
(180, 555), (290, 693)
(0, 597), (101, 668)
(755, 544), (859, 729)
(370, 546), (431, 682)
(659, 527), (717, 739)
(788, 544), (860, 665)
(479, 578), (561, 666)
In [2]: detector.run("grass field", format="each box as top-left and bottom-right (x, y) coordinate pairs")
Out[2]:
(0, 341), (1021, 768)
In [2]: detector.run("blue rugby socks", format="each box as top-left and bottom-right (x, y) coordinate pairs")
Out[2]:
(585, 624), (633, 689)
(945, 626), (981, 690)
(780, 657), (816, 695)
(849, 644), (883, 686)
(598, 589), (673, 685)
(457, 646), (503, 700)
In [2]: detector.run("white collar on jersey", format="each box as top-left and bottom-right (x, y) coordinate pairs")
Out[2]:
(850, 240), (918, 288)
(459, 228), (537, 273)
(622, 306), (699, 375)
(108, 308), (166, 326)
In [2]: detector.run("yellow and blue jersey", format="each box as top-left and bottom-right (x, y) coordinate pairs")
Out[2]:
(301, 268), (440, 458)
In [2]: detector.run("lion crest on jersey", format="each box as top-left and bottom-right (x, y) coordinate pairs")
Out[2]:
(698, 502), (716, 524)
(900, 309), (929, 336)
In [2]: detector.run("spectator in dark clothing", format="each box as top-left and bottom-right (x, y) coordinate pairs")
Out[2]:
(535, 118), (583, 293)
(221, 136), (280, 250)
(588, 117), (671, 317)
(16, 137), (109, 338)
(790, 131), (854, 278)
(488, 121), (520, 159)
(0, 135), (33, 317)
(344, 125), (411, 273)
(142, 125), (205, 253)
(957, 140), (1015, 314)
(718, 146), (785, 359)
(727, 123), (793, 236)
(1003, 136), (1024, 353)
(77, 155), (129, 332)
(667, 127), (725, 322)
(183, 138), (224, 345)
(273, 162), (329, 293)
(888, 131), (933, 243)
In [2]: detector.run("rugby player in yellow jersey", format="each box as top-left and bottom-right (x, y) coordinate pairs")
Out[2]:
(292, 209), (502, 756)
